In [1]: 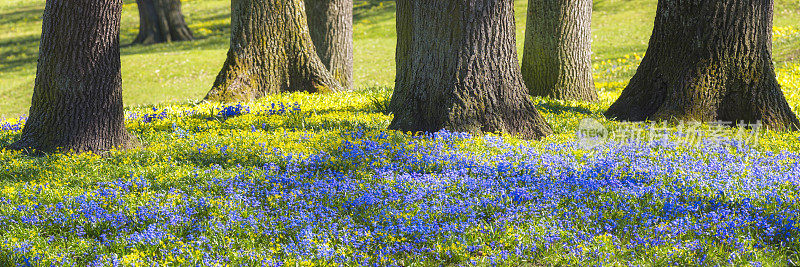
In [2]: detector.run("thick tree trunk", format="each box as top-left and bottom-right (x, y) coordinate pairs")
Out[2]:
(521, 0), (597, 102)
(389, 0), (553, 140)
(605, 0), (800, 131)
(305, 0), (354, 90)
(206, 0), (341, 102)
(133, 0), (193, 44)
(9, 0), (137, 154)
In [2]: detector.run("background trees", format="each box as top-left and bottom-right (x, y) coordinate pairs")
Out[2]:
(389, 0), (553, 139)
(133, 0), (193, 44)
(522, 0), (596, 102)
(605, 0), (800, 130)
(10, 0), (137, 153)
(206, 0), (341, 102)
(306, 0), (354, 90)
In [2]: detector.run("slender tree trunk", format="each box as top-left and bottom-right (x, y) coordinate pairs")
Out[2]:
(521, 0), (597, 101)
(206, 0), (341, 102)
(133, 0), (193, 45)
(305, 0), (354, 90)
(9, 0), (137, 154)
(605, 0), (800, 131)
(389, 0), (553, 140)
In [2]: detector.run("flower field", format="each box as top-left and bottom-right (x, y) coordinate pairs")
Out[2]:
(1, 60), (800, 266)
(1, 0), (799, 263)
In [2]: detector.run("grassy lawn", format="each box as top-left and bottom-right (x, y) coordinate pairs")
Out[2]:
(2, 0), (800, 266)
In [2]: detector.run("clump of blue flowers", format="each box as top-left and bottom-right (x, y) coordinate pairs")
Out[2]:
(266, 102), (301, 115)
(1, 121), (23, 132)
(218, 104), (251, 118)
(127, 107), (169, 123)
(142, 108), (169, 123)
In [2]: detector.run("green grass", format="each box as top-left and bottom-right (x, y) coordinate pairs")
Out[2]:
(0, 0), (232, 117)
(2, 0), (797, 117)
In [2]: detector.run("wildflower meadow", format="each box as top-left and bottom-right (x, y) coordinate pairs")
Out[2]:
(2, 0), (800, 266)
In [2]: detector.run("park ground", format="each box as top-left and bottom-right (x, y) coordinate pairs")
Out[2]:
(1, 0), (800, 266)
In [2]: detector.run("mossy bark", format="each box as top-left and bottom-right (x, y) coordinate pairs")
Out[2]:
(605, 0), (800, 131)
(305, 0), (354, 90)
(206, 0), (341, 102)
(133, 0), (193, 45)
(389, 0), (553, 140)
(521, 0), (597, 102)
(9, 0), (137, 154)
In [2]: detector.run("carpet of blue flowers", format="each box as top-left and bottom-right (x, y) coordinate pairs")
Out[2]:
(1, 61), (800, 266)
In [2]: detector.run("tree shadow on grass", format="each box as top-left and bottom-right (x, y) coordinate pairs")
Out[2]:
(0, 166), (41, 183)
(536, 101), (594, 115)
(0, 4), (43, 72)
(0, 153), (44, 183)
(0, 6), (42, 26)
(354, 0), (395, 21)
(120, 13), (231, 55)
(0, 34), (40, 73)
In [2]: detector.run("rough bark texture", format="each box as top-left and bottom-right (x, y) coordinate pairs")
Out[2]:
(389, 0), (553, 139)
(206, 0), (341, 102)
(521, 0), (597, 101)
(305, 0), (354, 90)
(9, 0), (137, 154)
(605, 0), (800, 131)
(133, 0), (193, 44)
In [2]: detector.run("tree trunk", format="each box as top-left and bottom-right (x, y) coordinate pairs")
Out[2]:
(206, 0), (341, 102)
(305, 0), (354, 90)
(521, 0), (597, 102)
(9, 0), (137, 154)
(389, 0), (553, 140)
(605, 0), (800, 131)
(132, 0), (193, 45)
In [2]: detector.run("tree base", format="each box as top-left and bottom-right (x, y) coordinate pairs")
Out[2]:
(604, 0), (800, 131)
(389, 0), (553, 140)
(205, 0), (341, 102)
(605, 60), (800, 131)
(522, 0), (597, 102)
(132, 0), (193, 45)
(205, 56), (339, 102)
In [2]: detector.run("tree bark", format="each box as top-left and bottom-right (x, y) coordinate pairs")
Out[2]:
(389, 0), (553, 140)
(305, 0), (354, 90)
(9, 0), (137, 154)
(206, 0), (341, 102)
(132, 0), (193, 45)
(605, 0), (800, 131)
(521, 0), (597, 102)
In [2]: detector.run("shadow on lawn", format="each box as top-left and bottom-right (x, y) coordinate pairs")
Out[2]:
(0, 2), (232, 72)
(0, 34), (40, 73)
(354, 0), (395, 21)
(0, 158), (42, 183)
(120, 12), (230, 55)
(0, 6), (42, 26)
(0, 4), (43, 72)
(536, 101), (594, 115)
